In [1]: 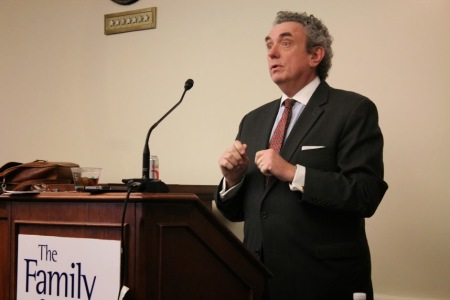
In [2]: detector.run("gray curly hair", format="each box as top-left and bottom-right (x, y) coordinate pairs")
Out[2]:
(274, 11), (333, 80)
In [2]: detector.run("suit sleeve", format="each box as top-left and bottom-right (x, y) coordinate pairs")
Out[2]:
(215, 178), (246, 222)
(214, 116), (249, 222)
(301, 97), (388, 217)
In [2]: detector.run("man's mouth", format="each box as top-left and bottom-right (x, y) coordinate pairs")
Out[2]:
(271, 64), (282, 72)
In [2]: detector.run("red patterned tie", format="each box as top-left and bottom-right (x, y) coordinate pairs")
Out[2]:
(269, 99), (295, 152)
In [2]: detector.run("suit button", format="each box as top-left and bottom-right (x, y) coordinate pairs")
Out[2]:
(255, 248), (261, 256)
(260, 211), (268, 219)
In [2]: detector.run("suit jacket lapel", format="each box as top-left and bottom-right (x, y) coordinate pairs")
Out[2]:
(255, 99), (281, 151)
(280, 81), (330, 162)
(264, 82), (330, 192)
(252, 99), (281, 193)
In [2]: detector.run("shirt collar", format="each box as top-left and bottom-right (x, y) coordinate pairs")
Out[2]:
(280, 76), (321, 107)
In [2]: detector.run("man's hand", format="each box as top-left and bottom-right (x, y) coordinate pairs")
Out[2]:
(218, 140), (249, 188)
(255, 149), (296, 182)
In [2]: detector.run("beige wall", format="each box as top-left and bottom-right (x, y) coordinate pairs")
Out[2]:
(1, 0), (449, 299)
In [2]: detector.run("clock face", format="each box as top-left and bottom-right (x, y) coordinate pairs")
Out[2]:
(111, 0), (139, 5)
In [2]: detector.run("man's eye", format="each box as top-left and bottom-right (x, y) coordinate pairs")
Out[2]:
(281, 41), (291, 47)
(266, 43), (273, 50)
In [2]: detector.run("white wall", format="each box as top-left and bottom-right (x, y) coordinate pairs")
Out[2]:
(1, 1), (449, 299)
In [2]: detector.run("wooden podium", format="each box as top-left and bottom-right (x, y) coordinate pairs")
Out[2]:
(0, 189), (270, 300)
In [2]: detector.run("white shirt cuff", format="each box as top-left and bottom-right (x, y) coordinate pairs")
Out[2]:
(219, 177), (244, 200)
(289, 164), (305, 192)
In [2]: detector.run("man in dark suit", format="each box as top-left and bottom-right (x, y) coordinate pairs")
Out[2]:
(215, 11), (388, 300)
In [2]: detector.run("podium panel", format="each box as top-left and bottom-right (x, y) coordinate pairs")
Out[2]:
(0, 191), (270, 300)
(0, 202), (9, 300)
(159, 226), (251, 299)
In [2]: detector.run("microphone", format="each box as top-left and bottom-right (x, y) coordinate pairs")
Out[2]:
(125, 78), (194, 192)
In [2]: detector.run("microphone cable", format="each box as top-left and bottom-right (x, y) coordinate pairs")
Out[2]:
(117, 182), (140, 300)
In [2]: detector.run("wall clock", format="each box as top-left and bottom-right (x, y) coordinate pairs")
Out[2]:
(111, 0), (139, 5)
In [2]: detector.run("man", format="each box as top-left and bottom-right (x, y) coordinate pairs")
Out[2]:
(216, 11), (388, 300)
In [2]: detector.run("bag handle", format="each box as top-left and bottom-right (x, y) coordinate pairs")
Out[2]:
(0, 162), (22, 176)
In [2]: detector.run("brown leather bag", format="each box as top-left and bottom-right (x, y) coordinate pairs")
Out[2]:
(0, 160), (79, 193)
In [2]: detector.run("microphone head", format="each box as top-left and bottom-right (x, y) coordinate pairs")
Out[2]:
(184, 79), (194, 91)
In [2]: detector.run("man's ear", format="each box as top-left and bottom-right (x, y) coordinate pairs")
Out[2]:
(309, 46), (325, 67)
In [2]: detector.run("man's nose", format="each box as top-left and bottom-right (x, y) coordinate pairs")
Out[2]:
(268, 44), (279, 58)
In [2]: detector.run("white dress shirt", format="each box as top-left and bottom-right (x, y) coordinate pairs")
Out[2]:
(220, 77), (321, 198)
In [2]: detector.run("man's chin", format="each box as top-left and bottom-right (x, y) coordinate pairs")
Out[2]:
(270, 72), (281, 80)
(271, 76), (285, 85)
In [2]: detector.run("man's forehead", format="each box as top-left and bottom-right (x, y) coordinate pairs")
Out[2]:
(266, 22), (304, 40)
(265, 32), (293, 42)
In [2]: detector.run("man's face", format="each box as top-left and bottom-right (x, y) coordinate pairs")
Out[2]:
(265, 22), (316, 95)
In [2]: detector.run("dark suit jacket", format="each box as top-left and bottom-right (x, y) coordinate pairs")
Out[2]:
(215, 81), (388, 300)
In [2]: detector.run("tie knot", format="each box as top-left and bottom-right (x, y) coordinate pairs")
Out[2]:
(284, 99), (295, 108)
